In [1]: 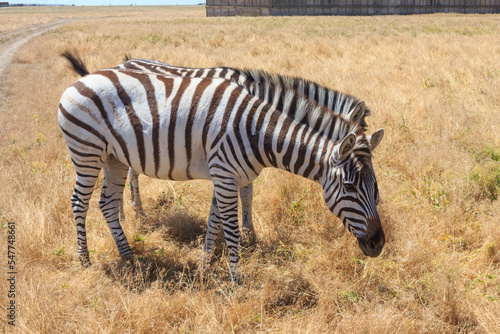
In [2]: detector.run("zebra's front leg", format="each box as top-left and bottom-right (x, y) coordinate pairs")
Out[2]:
(199, 192), (223, 279)
(203, 191), (224, 255)
(240, 183), (256, 245)
(213, 181), (241, 283)
(99, 156), (132, 259)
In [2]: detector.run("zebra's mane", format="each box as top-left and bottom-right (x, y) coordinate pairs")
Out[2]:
(240, 68), (371, 153)
(240, 68), (370, 131)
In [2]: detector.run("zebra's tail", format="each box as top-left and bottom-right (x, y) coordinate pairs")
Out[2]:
(61, 50), (89, 77)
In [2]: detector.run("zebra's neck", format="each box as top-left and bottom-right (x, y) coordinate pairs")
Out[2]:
(244, 93), (361, 182)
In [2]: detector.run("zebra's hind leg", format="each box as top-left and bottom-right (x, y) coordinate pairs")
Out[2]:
(128, 168), (146, 218)
(63, 124), (105, 267)
(118, 168), (146, 221)
(239, 183), (256, 246)
(72, 170), (101, 267)
(99, 156), (133, 259)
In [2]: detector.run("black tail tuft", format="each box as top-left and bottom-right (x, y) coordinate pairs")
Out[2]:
(61, 50), (89, 77)
(124, 53), (131, 61)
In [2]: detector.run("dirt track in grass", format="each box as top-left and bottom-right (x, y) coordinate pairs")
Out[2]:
(0, 19), (77, 78)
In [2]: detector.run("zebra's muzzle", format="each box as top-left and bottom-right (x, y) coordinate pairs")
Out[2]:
(357, 221), (385, 257)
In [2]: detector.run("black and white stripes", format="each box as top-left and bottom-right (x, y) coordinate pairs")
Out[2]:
(115, 59), (371, 234)
(59, 56), (385, 281)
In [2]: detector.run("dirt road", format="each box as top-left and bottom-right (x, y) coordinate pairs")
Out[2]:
(0, 19), (76, 78)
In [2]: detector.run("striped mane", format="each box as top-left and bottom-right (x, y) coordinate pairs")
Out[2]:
(238, 68), (370, 152)
(240, 68), (371, 131)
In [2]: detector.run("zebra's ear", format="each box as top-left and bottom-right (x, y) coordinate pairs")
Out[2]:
(369, 128), (385, 151)
(349, 101), (365, 123)
(334, 132), (357, 161)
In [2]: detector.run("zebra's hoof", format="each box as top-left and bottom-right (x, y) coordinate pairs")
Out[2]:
(241, 227), (257, 249)
(121, 253), (135, 263)
(231, 272), (243, 286)
(136, 209), (147, 219)
(79, 256), (92, 268)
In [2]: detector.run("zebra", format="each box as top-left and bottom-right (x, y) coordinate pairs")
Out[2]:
(114, 58), (371, 239)
(63, 53), (372, 243)
(58, 63), (385, 281)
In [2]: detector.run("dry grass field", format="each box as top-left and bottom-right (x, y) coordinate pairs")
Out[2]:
(0, 6), (499, 333)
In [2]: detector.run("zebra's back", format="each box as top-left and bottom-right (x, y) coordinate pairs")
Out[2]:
(117, 59), (370, 129)
(58, 69), (254, 182)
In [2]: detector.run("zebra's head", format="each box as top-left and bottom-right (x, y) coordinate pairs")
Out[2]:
(321, 128), (385, 257)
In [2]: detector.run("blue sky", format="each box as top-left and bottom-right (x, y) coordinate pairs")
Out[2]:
(10, 0), (202, 5)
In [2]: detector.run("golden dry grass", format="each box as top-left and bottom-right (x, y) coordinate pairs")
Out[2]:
(0, 6), (499, 333)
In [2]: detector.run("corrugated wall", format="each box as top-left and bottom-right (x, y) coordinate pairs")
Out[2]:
(206, 0), (500, 16)
(206, 0), (271, 16)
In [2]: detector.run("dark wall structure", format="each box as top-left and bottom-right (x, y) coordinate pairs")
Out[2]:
(206, 0), (500, 16)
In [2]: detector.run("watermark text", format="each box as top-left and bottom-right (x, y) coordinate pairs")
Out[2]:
(6, 221), (16, 326)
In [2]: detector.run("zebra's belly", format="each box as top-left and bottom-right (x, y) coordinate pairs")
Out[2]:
(121, 142), (211, 181)
(151, 157), (212, 181)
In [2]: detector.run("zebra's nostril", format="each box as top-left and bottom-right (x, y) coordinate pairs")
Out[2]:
(359, 225), (385, 257)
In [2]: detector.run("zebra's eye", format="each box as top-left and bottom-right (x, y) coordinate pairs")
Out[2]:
(344, 182), (356, 192)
